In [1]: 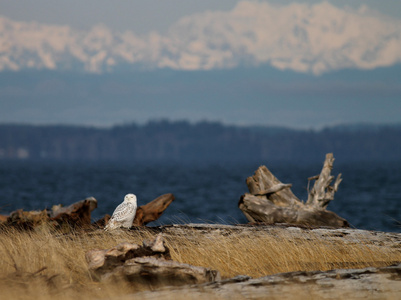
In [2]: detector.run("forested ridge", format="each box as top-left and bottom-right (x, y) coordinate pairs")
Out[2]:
(1, 121), (400, 163)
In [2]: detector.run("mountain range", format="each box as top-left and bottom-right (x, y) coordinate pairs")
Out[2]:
(1, 1), (401, 74)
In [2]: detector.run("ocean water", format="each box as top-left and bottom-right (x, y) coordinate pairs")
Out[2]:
(0, 160), (400, 233)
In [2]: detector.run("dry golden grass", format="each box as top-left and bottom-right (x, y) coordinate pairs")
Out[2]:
(0, 225), (400, 299)
(163, 227), (401, 278)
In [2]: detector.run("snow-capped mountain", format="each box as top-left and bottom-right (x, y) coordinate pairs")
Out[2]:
(1, 1), (401, 74)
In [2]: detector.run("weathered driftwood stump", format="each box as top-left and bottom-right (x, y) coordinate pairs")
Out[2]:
(239, 153), (349, 228)
(85, 233), (220, 287)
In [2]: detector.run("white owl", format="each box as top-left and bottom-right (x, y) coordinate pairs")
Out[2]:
(104, 194), (138, 231)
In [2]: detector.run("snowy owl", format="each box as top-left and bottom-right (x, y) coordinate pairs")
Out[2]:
(104, 194), (138, 231)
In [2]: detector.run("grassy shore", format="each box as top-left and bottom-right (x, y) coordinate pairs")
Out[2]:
(1, 225), (400, 299)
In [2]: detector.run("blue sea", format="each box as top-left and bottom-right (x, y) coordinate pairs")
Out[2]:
(1, 160), (400, 233)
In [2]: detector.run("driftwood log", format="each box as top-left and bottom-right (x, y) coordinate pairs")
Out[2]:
(50, 197), (98, 228)
(239, 153), (349, 228)
(155, 223), (401, 249)
(4, 197), (97, 230)
(133, 193), (175, 226)
(132, 263), (401, 300)
(101, 224), (401, 299)
(1, 193), (174, 230)
(5, 209), (50, 230)
(0, 214), (8, 223)
(86, 233), (220, 287)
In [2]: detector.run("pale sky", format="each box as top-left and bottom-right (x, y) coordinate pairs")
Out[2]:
(0, 0), (400, 34)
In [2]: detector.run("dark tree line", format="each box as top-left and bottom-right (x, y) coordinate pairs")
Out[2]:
(0, 121), (400, 163)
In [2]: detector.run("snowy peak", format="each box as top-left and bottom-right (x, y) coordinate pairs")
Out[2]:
(1, 1), (401, 74)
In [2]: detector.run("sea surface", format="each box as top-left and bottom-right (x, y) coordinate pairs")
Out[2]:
(1, 160), (400, 233)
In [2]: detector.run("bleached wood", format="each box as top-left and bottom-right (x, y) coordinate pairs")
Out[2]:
(239, 153), (348, 228)
(306, 153), (342, 208)
(133, 263), (401, 300)
(254, 183), (293, 196)
(246, 166), (302, 208)
(86, 233), (220, 286)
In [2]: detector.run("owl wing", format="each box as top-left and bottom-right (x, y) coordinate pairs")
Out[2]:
(110, 202), (128, 221)
(110, 202), (135, 222)
(105, 201), (137, 230)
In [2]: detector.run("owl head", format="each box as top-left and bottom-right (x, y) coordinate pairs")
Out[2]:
(124, 193), (137, 204)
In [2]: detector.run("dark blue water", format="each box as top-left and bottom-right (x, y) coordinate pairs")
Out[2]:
(0, 161), (400, 232)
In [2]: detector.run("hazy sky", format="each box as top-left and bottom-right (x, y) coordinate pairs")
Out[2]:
(1, 0), (400, 34)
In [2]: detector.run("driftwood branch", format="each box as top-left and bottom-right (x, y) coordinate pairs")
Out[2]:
(306, 153), (343, 209)
(239, 153), (348, 228)
(133, 193), (175, 226)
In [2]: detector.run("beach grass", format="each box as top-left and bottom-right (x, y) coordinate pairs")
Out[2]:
(0, 225), (400, 299)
